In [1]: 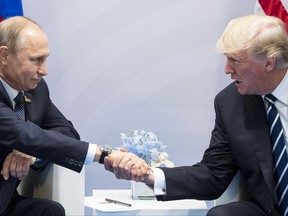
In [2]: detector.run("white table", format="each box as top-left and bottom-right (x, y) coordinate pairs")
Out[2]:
(85, 190), (208, 216)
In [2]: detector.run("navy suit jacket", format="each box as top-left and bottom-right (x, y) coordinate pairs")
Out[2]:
(158, 82), (279, 215)
(0, 79), (89, 173)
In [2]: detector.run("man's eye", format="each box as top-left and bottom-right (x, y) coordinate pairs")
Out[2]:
(31, 58), (44, 65)
(231, 58), (241, 63)
(31, 58), (39, 64)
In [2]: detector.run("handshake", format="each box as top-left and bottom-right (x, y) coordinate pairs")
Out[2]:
(95, 130), (173, 186)
(95, 146), (155, 185)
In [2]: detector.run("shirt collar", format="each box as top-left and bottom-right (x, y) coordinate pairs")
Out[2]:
(269, 70), (288, 106)
(0, 78), (21, 103)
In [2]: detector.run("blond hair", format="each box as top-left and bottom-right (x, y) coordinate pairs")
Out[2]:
(217, 14), (288, 69)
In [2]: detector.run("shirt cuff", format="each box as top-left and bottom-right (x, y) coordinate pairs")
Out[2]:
(151, 167), (167, 195)
(85, 143), (97, 165)
(33, 158), (43, 167)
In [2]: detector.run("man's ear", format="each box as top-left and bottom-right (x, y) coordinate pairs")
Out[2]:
(265, 57), (276, 72)
(0, 46), (9, 65)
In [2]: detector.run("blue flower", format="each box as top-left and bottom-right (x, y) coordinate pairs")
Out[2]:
(120, 130), (174, 167)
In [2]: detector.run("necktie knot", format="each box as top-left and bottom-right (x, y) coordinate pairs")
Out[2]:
(14, 92), (23, 105)
(265, 94), (277, 104)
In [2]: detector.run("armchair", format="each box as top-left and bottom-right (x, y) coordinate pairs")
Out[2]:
(215, 171), (248, 205)
(18, 164), (85, 216)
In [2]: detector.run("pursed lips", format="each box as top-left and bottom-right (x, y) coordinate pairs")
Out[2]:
(32, 77), (41, 82)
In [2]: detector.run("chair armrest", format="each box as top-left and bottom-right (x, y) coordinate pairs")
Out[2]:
(18, 164), (85, 216)
(214, 171), (248, 206)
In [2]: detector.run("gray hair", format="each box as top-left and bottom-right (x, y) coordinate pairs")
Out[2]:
(0, 16), (42, 54)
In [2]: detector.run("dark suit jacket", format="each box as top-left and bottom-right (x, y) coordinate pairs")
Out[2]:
(158, 82), (279, 215)
(0, 79), (89, 173)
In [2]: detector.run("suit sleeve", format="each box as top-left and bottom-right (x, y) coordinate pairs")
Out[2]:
(0, 80), (89, 173)
(157, 87), (237, 201)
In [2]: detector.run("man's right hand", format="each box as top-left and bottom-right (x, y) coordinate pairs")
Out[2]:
(104, 151), (155, 185)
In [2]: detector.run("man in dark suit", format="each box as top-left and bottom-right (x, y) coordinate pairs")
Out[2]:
(107, 14), (288, 216)
(0, 16), (150, 216)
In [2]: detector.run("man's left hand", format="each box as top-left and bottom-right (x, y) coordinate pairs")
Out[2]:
(1, 150), (36, 180)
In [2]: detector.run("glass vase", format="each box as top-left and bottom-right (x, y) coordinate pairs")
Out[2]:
(131, 181), (155, 200)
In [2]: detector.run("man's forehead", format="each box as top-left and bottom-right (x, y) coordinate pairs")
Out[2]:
(225, 50), (248, 59)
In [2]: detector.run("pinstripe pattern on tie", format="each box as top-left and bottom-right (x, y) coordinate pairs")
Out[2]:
(265, 94), (288, 216)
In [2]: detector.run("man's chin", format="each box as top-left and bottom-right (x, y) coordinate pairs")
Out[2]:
(26, 84), (38, 91)
(235, 84), (247, 95)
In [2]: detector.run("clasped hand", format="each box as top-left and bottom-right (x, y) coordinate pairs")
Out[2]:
(104, 150), (151, 182)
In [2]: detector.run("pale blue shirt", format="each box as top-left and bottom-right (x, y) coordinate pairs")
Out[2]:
(152, 70), (288, 196)
(0, 78), (97, 165)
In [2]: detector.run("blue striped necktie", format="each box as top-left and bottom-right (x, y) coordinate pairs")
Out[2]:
(265, 94), (288, 216)
(0, 92), (24, 214)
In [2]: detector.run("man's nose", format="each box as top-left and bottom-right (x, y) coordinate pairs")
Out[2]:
(224, 62), (234, 74)
(37, 62), (48, 76)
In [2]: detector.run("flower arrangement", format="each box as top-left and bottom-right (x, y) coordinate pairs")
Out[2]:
(120, 130), (174, 167)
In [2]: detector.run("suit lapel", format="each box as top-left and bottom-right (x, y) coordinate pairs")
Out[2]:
(245, 95), (275, 196)
(0, 81), (13, 109)
(23, 92), (33, 120)
(0, 81), (15, 161)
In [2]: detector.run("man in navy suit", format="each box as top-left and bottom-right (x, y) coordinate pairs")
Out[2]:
(107, 14), (288, 216)
(0, 16), (150, 216)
